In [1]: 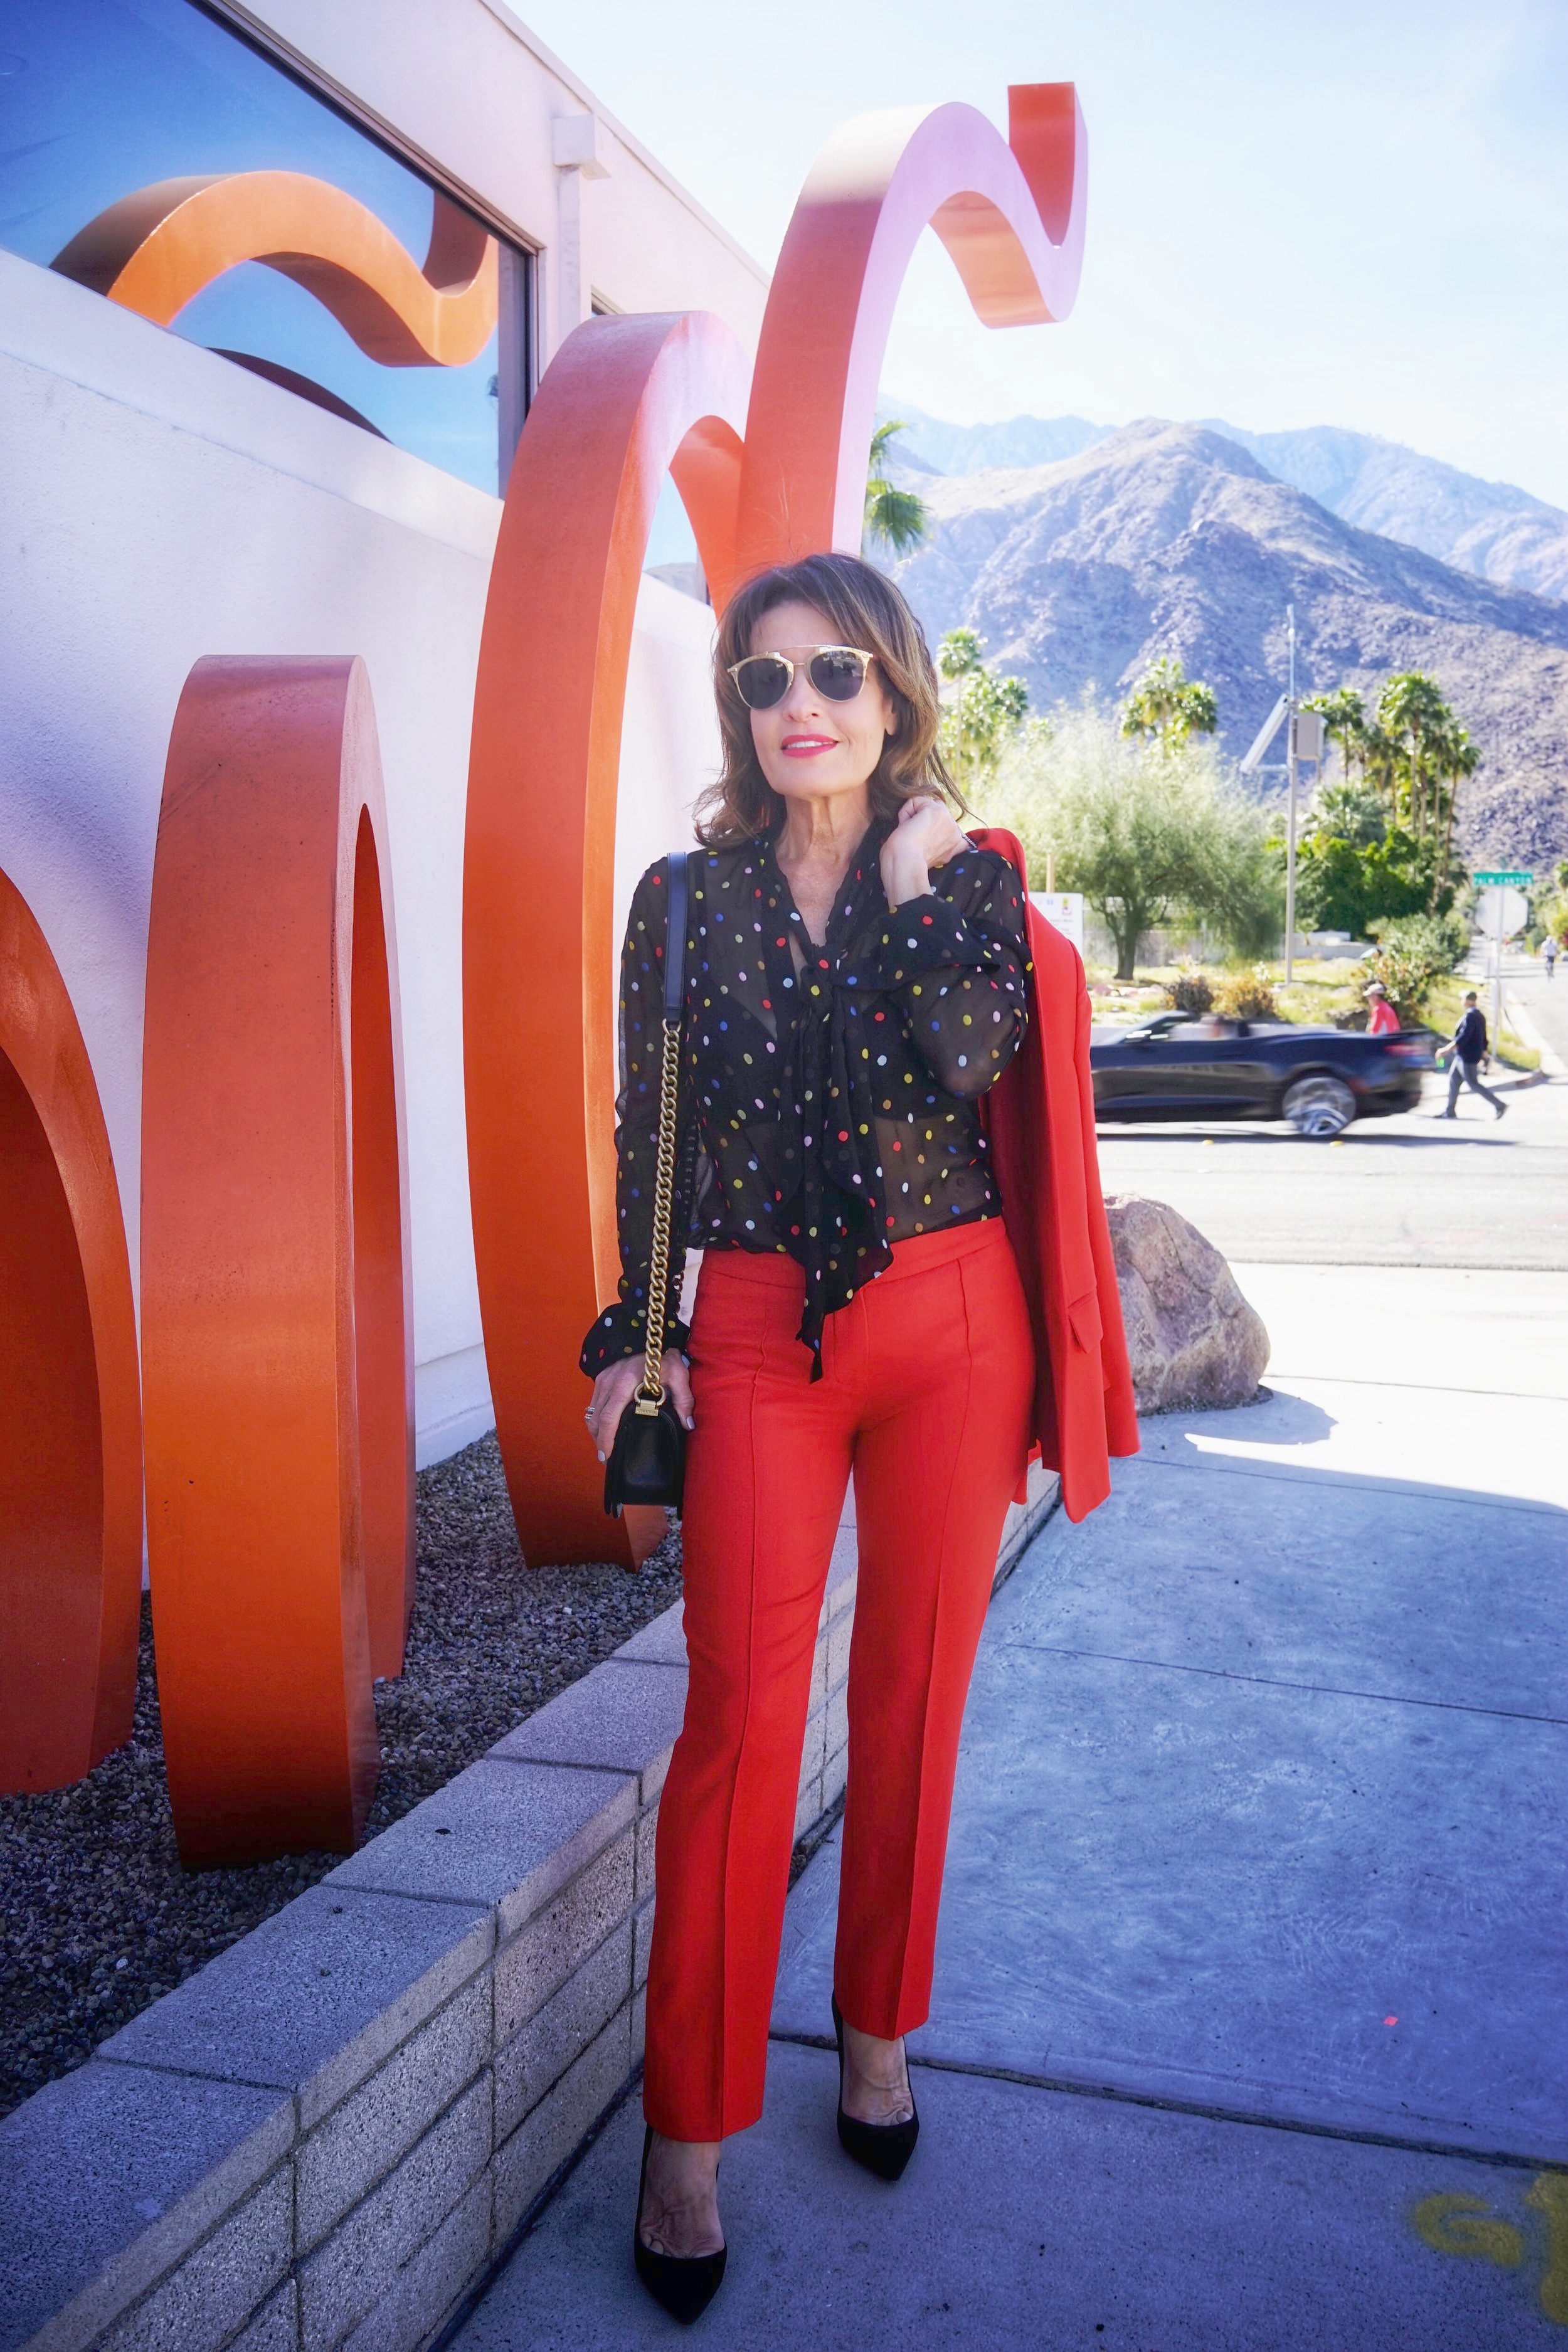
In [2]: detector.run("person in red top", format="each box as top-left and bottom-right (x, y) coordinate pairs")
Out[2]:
(1365, 980), (1400, 1036)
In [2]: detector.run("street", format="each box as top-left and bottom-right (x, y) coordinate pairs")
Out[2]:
(1096, 955), (1567, 1273)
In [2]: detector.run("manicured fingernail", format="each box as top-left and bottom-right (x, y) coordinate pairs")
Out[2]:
(686, 1416), (696, 1429)
(596, 1451), (605, 1463)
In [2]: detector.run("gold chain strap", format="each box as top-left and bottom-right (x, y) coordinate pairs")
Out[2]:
(635, 1013), (682, 1414)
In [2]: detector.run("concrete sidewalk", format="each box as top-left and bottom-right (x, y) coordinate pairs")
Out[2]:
(457, 1266), (1567, 2349)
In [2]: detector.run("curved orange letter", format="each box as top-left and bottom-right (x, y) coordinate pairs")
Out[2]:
(737, 84), (1087, 571)
(142, 657), (413, 1865)
(53, 174), (497, 368)
(464, 310), (749, 1568)
(0, 872), (142, 1793)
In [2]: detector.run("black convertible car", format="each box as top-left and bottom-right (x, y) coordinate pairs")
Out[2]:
(1090, 1013), (1433, 1138)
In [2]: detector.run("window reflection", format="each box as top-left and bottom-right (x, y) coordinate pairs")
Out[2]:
(0, 0), (529, 495)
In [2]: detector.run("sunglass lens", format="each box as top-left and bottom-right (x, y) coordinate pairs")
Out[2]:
(734, 656), (791, 710)
(810, 649), (867, 701)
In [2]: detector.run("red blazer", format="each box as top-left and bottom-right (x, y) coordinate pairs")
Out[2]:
(970, 828), (1140, 1520)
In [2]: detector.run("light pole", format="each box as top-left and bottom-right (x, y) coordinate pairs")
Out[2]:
(1240, 606), (1322, 984)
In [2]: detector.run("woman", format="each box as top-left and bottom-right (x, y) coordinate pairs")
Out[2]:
(1364, 980), (1400, 1036)
(583, 553), (1039, 2323)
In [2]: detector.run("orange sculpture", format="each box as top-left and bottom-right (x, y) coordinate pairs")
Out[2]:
(465, 87), (1087, 1565)
(0, 871), (142, 1794)
(737, 84), (1086, 569)
(52, 173), (497, 368)
(465, 311), (750, 1568)
(141, 658), (413, 1865)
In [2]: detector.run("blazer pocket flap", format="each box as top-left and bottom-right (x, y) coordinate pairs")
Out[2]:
(1067, 1289), (1103, 1353)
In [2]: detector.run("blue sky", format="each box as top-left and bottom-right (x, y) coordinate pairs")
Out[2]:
(520, 0), (1568, 508)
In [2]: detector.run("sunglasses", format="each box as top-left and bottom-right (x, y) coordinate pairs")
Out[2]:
(727, 645), (876, 711)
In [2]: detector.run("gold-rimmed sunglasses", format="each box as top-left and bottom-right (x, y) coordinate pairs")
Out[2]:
(726, 645), (876, 711)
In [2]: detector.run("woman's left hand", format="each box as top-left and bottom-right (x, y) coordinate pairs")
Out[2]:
(881, 795), (971, 907)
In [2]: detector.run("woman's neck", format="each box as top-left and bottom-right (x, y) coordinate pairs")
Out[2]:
(773, 787), (874, 945)
(775, 787), (873, 880)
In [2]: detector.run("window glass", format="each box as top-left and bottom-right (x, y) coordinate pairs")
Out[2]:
(0, 0), (526, 494)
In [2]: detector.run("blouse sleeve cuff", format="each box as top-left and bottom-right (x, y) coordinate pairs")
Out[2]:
(579, 1302), (689, 1380)
(871, 893), (991, 988)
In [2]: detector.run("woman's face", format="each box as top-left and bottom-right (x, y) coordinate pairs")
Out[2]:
(745, 600), (898, 805)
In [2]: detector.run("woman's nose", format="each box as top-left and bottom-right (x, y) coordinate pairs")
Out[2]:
(780, 677), (823, 723)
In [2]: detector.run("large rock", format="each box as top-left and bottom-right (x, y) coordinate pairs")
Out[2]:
(1104, 1193), (1269, 1413)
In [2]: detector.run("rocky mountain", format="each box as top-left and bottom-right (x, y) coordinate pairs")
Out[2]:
(886, 405), (1568, 604)
(886, 421), (1568, 870)
(886, 405), (1110, 477)
(1199, 423), (1568, 604)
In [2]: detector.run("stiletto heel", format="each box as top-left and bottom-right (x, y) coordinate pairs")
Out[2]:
(832, 1994), (919, 2181)
(633, 2126), (727, 2324)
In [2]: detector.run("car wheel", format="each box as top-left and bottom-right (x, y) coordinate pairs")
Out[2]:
(1283, 1074), (1357, 1138)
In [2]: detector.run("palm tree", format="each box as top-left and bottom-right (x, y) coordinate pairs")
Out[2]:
(1431, 724), (1480, 908)
(1120, 655), (1218, 751)
(1303, 687), (1368, 791)
(863, 420), (931, 556)
(935, 628), (1027, 795)
(1376, 672), (1452, 840)
(1311, 777), (1385, 847)
(1360, 718), (1399, 822)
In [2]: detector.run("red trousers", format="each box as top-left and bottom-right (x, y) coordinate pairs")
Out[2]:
(643, 1217), (1036, 2141)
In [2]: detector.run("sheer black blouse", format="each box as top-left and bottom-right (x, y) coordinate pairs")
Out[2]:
(580, 818), (1032, 1380)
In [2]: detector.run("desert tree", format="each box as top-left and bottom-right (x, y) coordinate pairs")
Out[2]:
(982, 694), (1277, 978)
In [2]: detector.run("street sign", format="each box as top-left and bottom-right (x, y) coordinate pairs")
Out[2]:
(1473, 870), (1532, 886)
(1032, 892), (1084, 953)
(1476, 885), (1528, 940)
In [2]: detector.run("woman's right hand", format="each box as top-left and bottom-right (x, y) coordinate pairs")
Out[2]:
(584, 1350), (694, 1463)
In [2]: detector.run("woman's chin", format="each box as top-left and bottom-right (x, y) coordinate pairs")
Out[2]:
(767, 765), (874, 802)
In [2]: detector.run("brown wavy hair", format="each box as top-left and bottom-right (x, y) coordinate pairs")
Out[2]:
(694, 552), (961, 845)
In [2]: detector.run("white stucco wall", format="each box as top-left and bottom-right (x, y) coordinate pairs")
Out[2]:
(0, 0), (763, 1472)
(0, 249), (721, 1468)
(236, 0), (770, 358)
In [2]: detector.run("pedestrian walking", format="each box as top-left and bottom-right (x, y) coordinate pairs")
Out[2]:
(1438, 991), (1507, 1120)
(1545, 935), (1559, 983)
(1364, 980), (1400, 1036)
(581, 552), (1136, 2323)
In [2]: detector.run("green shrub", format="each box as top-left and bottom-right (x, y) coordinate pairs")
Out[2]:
(1293, 825), (1456, 936)
(1369, 910), (1469, 969)
(1215, 964), (1278, 1020)
(1358, 911), (1468, 1024)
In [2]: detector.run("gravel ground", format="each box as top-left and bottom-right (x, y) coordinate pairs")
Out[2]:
(0, 1434), (683, 2121)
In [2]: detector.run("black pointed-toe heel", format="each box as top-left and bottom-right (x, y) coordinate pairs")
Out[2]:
(832, 1994), (919, 2181)
(633, 2126), (727, 2325)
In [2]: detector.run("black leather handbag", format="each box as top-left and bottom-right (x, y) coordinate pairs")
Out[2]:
(604, 850), (693, 1518)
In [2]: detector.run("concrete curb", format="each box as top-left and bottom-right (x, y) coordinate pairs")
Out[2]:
(1, 1464), (1059, 2352)
(1503, 992), (1567, 1080)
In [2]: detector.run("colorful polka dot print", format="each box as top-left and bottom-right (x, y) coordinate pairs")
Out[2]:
(578, 817), (1032, 1381)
